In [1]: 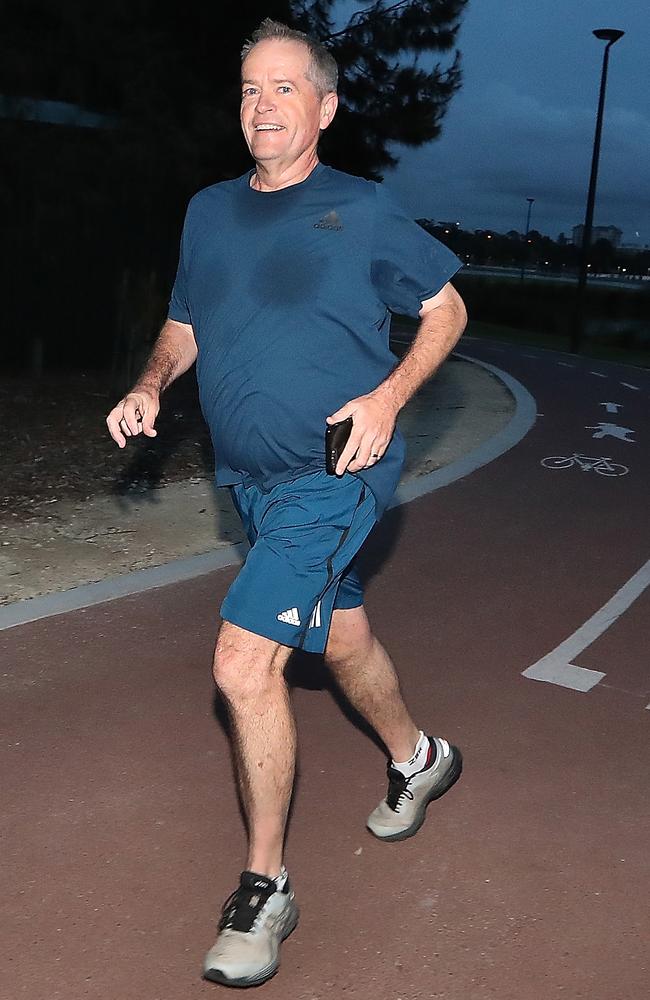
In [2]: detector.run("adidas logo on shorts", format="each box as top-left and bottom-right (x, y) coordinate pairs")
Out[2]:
(276, 602), (322, 628)
(277, 607), (301, 626)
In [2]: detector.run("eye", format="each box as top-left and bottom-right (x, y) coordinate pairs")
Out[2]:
(242, 87), (258, 98)
(278, 85), (292, 94)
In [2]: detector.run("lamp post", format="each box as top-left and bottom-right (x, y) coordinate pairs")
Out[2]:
(520, 197), (535, 281)
(571, 27), (624, 353)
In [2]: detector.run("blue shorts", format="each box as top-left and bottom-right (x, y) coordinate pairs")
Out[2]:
(220, 471), (377, 654)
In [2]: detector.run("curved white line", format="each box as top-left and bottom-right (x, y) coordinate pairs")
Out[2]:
(390, 352), (537, 507)
(0, 353), (537, 630)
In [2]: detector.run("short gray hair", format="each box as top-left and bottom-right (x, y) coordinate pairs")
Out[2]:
(241, 18), (338, 97)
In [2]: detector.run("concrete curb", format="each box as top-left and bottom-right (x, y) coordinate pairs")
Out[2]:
(390, 352), (536, 506)
(0, 354), (537, 631)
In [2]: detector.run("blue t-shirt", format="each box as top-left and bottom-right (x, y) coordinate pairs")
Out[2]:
(168, 162), (462, 516)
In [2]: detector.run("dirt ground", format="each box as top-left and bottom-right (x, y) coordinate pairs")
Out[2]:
(1, 353), (514, 605)
(1, 368), (212, 515)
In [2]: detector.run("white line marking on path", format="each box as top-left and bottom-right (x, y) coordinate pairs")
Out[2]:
(621, 382), (640, 391)
(523, 558), (650, 693)
(586, 423), (635, 442)
(558, 362), (575, 368)
(540, 454), (629, 476)
(590, 371), (607, 378)
(601, 402), (622, 414)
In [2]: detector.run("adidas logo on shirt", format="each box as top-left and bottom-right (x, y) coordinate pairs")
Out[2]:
(314, 210), (343, 231)
(277, 607), (301, 626)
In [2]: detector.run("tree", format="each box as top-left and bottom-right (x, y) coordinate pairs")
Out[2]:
(3, 0), (466, 188)
(2, 0), (468, 370)
(297, 1), (467, 178)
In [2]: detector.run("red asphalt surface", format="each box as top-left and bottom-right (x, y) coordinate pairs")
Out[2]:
(2, 339), (649, 1000)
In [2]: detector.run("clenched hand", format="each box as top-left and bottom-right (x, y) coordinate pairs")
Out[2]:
(106, 388), (160, 449)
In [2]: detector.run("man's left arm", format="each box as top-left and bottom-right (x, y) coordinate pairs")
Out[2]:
(328, 282), (467, 475)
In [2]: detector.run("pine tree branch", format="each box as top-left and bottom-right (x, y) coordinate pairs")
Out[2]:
(324, 1), (412, 41)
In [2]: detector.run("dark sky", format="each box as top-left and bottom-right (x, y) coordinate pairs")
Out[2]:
(379, 0), (649, 243)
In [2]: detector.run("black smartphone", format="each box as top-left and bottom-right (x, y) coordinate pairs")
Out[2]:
(325, 416), (353, 475)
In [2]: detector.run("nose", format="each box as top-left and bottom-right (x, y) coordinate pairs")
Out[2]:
(254, 87), (276, 115)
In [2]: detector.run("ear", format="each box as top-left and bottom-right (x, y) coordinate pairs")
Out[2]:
(319, 92), (338, 131)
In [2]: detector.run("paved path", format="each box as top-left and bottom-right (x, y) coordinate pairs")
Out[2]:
(2, 339), (648, 1000)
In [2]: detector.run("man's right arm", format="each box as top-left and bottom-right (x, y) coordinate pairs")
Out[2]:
(106, 319), (198, 448)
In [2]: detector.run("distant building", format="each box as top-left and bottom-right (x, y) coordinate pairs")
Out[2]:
(572, 224), (622, 248)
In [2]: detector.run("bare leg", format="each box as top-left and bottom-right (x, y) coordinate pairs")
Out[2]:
(213, 620), (295, 877)
(325, 606), (420, 762)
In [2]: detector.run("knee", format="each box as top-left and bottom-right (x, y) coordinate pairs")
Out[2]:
(212, 622), (286, 702)
(325, 611), (374, 669)
(212, 646), (249, 702)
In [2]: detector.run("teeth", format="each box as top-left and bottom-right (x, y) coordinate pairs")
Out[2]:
(255, 125), (283, 131)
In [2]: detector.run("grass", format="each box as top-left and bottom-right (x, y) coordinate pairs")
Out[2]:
(391, 317), (650, 370)
(466, 321), (650, 369)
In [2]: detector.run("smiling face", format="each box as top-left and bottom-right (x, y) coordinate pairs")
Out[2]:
(240, 38), (337, 175)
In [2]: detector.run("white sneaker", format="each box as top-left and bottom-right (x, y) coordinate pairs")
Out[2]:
(367, 736), (462, 842)
(203, 871), (299, 987)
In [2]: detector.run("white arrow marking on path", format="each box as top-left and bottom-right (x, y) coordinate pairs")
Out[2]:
(523, 558), (650, 692)
(586, 422), (635, 442)
(601, 402), (622, 414)
(621, 382), (640, 391)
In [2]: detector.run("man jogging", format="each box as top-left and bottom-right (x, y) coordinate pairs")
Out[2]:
(107, 18), (467, 989)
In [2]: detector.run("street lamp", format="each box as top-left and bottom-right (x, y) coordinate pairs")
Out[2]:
(571, 27), (624, 353)
(520, 197), (535, 281)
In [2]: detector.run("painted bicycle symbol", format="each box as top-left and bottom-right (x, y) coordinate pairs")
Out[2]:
(541, 453), (629, 476)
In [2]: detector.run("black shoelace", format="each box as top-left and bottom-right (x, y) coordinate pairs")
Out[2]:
(219, 882), (276, 933)
(386, 766), (415, 812)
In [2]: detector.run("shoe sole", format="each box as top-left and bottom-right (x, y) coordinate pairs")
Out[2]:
(367, 746), (463, 843)
(202, 907), (299, 989)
